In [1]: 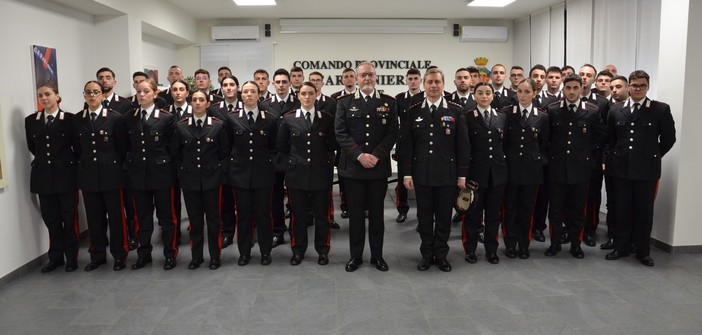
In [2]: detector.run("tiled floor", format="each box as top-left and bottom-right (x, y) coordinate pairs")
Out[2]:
(1, 189), (702, 335)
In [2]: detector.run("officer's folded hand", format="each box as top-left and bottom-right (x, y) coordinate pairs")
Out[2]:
(404, 177), (414, 190)
(457, 178), (466, 190)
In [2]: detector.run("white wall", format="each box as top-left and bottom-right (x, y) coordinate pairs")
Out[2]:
(142, 34), (176, 90)
(0, 0), (96, 279)
(181, 19), (515, 97)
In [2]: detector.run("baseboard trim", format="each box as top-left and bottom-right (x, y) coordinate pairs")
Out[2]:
(651, 238), (702, 254)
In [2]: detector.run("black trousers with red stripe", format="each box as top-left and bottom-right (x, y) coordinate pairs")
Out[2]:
(415, 184), (454, 260)
(395, 163), (409, 215)
(220, 184), (237, 239)
(289, 188), (331, 256)
(532, 166), (549, 233)
(183, 187), (222, 261)
(603, 174), (617, 239)
(583, 167), (604, 238)
(503, 183), (539, 251)
(463, 183), (506, 255)
(133, 188), (179, 260)
(38, 191), (80, 264)
(547, 182), (588, 247)
(84, 189), (128, 263)
(271, 172), (287, 238)
(234, 186), (273, 257)
(345, 178), (387, 259)
(613, 178), (657, 257)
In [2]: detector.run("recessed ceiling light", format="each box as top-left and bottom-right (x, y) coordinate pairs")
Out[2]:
(467, 0), (516, 7)
(233, 0), (276, 6)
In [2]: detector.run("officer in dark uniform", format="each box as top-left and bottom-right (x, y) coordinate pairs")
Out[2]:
(193, 68), (223, 105)
(128, 71), (167, 109)
(75, 81), (129, 271)
(544, 74), (605, 259)
(159, 65), (185, 107)
(335, 62), (398, 272)
(25, 83), (80, 273)
(262, 68), (300, 248)
(227, 81), (277, 266)
(330, 68), (357, 219)
(445, 68), (477, 111)
(172, 91), (230, 270)
(95, 67), (132, 115)
(254, 69), (274, 102)
(394, 68), (423, 224)
(502, 79), (549, 260)
(462, 82), (508, 264)
(276, 82), (337, 266)
(605, 70), (675, 266)
(125, 79), (179, 270)
(209, 75), (241, 247)
(401, 68), (469, 272)
(490, 64), (517, 110)
(213, 66), (232, 97)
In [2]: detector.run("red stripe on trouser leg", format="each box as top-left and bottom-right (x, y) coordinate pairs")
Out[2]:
(288, 192), (296, 248)
(132, 194), (140, 234)
(119, 189), (129, 254)
(527, 186), (539, 241)
(170, 187), (179, 257)
(328, 186), (335, 219)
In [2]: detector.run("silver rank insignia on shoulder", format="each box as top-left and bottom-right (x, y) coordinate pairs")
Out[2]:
(415, 117), (423, 122)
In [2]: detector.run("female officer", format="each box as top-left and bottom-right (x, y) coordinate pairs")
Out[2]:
(462, 82), (508, 264)
(75, 80), (129, 271)
(276, 82), (337, 266)
(172, 91), (229, 269)
(125, 79), (179, 270)
(227, 81), (277, 266)
(25, 83), (79, 273)
(502, 79), (549, 259)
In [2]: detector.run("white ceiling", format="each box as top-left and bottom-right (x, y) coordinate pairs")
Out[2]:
(165, 0), (564, 20)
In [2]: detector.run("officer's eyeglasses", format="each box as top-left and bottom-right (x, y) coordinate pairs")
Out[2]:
(630, 84), (648, 90)
(359, 72), (376, 78)
(83, 90), (102, 96)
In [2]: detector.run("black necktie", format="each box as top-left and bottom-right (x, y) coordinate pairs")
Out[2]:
(522, 109), (529, 122)
(460, 97), (467, 106)
(430, 105), (437, 118)
(364, 95), (371, 104)
(495, 91), (502, 99)
(197, 119), (203, 130)
(632, 103), (640, 117)
(279, 100), (285, 109)
(247, 111), (255, 128)
(484, 110), (490, 124)
(46, 115), (54, 125)
(90, 112), (97, 128)
(569, 104), (577, 114)
(141, 110), (147, 123)
(228, 104), (234, 112)
(102, 100), (109, 108)
(305, 111), (312, 127)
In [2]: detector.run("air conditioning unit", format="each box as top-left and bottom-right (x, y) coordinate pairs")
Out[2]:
(460, 26), (508, 43)
(211, 26), (260, 42)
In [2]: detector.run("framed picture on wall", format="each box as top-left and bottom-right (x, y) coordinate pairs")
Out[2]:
(31, 45), (59, 111)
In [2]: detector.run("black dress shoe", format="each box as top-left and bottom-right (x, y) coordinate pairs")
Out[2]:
(636, 255), (654, 267)
(237, 255), (251, 266)
(290, 254), (304, 266)
(131, 257), (152, 270)
(370, 257), (389, 271)
(41, 260), (65, 273)
(518, 249), (530, 259)
(84, 260), (106, 272)
(260, 254), (272, 265)
(464, 252), (477, 264)
(417, 258), (432, 271)
(396, 213), (407, 223)
(452, 212), (463, 223)
(209, 258), (221, 269)
(560, 230), (570, 244)
(570, 245), (585, 259)
(600, 238), (615, 250)
(330, 220), (340, 230)
(583, 234), (596, 247)
(436, 258), (452, 272)
(128, 238), (138, 251)
(532, 229), (545, 242)
(605, 250), (628, 260)
(317, 254), (329, 265)
(112, 260), (126, 271)
(340, 210), (349, 219)
(486, 252), (500, 264)
(65, 261), (78, 272)
(188, 259), (203, 269)
(222, 236), (234, 248)
(345, 257), (362, 272)
(545, 244), (561, 257)
(272, 236), (284, 248)
(163, 258), (177, 270)
(505, 248), (518, 259)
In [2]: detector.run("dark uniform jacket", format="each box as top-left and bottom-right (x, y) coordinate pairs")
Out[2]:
(445, 91), (477, 111)
(464, 107), (509, 188)
(124, 107), (176, 190)
(166, 103), (193, 122)
(401, 98), (469, 186)
(335, 90), (398, 180)
(262, 94), (300, 118)
(546, 100), (606, 184)
(226, 105), (277, 189)
(103, 93), (132, 115)
(606, 98), (676, 181)
(25, 110), (77, 194)
(276, 108), (338, 191)
(172, 116), (229, 191)
(535, 91), (562, 109)
(491, 86), (517, 110)
(331, 88), (356, 100)
(73, 107), (127, 192)
(158, 88), (174, 107)
(395, 90), (423, 156)
(503, 105), (550, 185)
(315, 94), (337, 115)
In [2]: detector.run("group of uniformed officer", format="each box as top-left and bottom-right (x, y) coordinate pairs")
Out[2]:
(25, 61), (675, 274)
